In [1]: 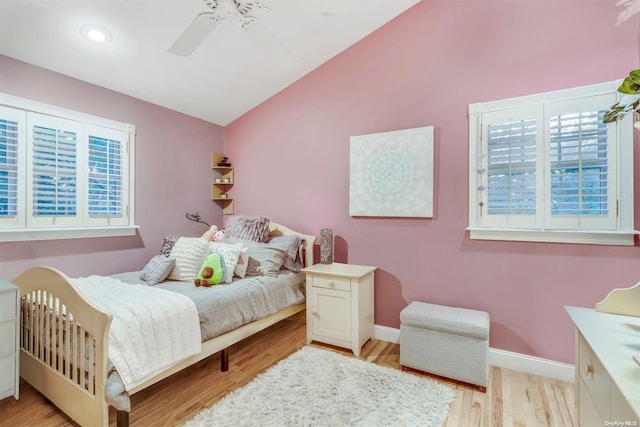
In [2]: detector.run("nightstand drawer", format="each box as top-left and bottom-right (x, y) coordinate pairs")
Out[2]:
(311, 275), (350, 292)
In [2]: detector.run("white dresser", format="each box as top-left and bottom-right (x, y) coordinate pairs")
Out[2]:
(302, 263), (376, 357)
(0, 280), (19, 400)
(566, 306), (639, 426)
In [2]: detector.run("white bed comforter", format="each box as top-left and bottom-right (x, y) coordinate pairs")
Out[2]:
(73, 276), (201, 391)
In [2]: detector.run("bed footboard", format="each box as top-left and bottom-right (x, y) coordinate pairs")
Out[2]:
(13, 267), (112, 427)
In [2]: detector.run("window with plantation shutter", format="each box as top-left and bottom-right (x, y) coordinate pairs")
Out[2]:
(86, 125), (129, 226)
(28, 115), (80, 227)
(0, 93), (136, 242)
(469, 81), (636, 246)
(0, 106), (24, 229)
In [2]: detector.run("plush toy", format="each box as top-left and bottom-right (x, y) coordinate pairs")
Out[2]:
(212, 229), (225, 242)
(201, 225), (218, 242)
(194, 252), (226, 287)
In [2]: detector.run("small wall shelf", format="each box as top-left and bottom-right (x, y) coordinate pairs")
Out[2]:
(212, 152), (234, 215)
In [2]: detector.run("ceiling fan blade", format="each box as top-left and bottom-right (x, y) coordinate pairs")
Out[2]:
(168, 12), (217, 56)
(243, 20), (299, 68)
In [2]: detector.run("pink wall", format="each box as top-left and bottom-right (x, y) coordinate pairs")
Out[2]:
(0, 55), (225, 280)
(224, 1), (640, 363)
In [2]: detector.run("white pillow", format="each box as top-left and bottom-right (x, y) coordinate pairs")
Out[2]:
(168, 237), (210, 281)
(234, 246), (250, 278)
(209, 242), (243, 283)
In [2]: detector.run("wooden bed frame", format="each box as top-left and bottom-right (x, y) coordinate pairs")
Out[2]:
(12, 222), (316, 427)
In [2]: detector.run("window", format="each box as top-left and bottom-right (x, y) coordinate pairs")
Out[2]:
(468, 81), (636, 245)
(0, 93), (136, 242)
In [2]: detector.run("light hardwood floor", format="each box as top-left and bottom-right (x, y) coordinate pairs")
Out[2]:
(0, 313), (575, 426)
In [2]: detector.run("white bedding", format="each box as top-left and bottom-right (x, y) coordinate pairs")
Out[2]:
(73, 276), (201, 391)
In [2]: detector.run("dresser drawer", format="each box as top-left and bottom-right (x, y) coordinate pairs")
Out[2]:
(0, 354), (16, 394)
(0, 320), (16, 357)
(311, 275), (351, 292)
(0, 291), (16, 323)
(578, 334), (610, 420)
(611, 382), (640, 422)
(578, 375), (605, 426)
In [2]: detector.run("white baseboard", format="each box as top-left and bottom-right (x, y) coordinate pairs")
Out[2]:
(373, 324), (575, 382)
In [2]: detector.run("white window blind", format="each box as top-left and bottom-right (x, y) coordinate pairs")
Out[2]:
(545, 96), (617, 231)
(32, 125), (78, 216)
(0, 115), (19, 217)
(0, 93), (136, 241)
(86, 125), (129, 226)
(469, 81), (635, 245)
(0, 105), (25, 229)
(477, 105), (543, 229)
(27, 114), (82, 228)
(549, 111), (608, 216)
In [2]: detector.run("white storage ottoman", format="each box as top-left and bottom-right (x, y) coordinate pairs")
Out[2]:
(400, 301), (490, 390)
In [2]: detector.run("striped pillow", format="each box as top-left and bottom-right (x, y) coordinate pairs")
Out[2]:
(140, 255), (176, 285)
(224, 215), (271, 243)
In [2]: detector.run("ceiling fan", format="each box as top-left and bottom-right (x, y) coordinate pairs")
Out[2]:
(168, 0), (292, 60)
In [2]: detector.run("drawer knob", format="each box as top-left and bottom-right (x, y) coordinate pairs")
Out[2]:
(328, 281), (336, 289)
(312, 309), (319, 317)
(585, 363), (595, 376)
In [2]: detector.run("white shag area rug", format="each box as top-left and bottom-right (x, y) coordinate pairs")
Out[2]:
(184, 346), (455, 427)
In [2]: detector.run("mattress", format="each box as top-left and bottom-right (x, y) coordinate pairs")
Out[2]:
(102, 269), (306, 411)
(111, 269), (306, 341)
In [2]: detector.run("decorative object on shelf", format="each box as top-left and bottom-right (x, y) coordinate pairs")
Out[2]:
(217, 156), (232, 167)
(350, 126), (434, 217)
(185, 212), (211, 228)
(215, 178), (222, 183)
(320, 228), (333, 264)
(220, 192), (227, 199)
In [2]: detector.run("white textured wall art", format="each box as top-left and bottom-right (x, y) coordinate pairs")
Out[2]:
(349, 126), (434, 217)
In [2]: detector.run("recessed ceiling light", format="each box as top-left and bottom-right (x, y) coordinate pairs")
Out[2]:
(80, 25), (112, 43)
(320, 12), (335, 17)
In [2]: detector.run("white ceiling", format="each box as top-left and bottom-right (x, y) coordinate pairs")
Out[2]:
(0, 0), (421, 126)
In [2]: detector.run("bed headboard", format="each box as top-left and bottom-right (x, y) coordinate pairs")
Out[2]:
(268, 222), (316, 268)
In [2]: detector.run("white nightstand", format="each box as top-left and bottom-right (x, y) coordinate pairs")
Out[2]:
(0, 280), (19, 400)
(302, 262), (377, 356)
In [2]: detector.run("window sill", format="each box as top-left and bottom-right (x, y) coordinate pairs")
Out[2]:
(467, 228), (639, 246)
(0, 226), (140, 242)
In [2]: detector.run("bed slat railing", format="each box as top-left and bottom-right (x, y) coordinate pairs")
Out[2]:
(14, 267), (112, 427)
(21, 289), (98, 388)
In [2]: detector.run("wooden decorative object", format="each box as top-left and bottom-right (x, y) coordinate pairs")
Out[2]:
(320, 229), (333, 264)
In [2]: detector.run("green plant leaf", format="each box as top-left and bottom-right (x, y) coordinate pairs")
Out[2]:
(617, 69), (640, 94)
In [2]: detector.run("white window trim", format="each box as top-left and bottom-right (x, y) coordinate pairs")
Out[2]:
(468, 80), (638, 246)
(0, 93), (137, 242)
(0, 225), (139, 242)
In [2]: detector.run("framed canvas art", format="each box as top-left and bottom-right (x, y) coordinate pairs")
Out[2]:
(349, 125), (434, 217)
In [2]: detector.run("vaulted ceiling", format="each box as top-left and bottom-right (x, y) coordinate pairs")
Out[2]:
(0, 0), (421, 126)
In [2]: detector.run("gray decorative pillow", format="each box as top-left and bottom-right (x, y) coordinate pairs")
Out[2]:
(224, 215), (271, 243)
(140, 255), (176, 285)
(268, 235), (303, 272)
(243, 242), (288, 277)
